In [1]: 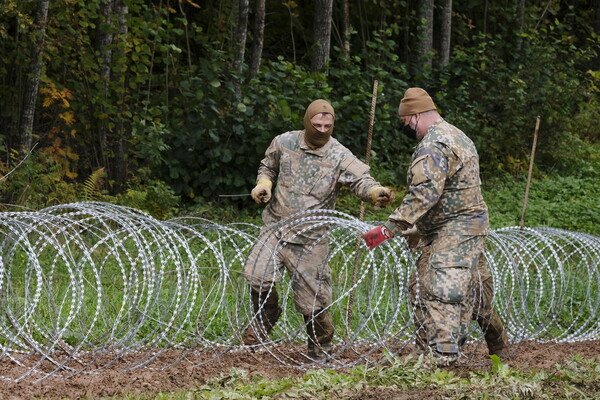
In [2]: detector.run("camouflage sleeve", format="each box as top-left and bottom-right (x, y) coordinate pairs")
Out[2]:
(256, 136), (281, 183)
(339, 156), (380, 202)
(386, 144), (448, 234)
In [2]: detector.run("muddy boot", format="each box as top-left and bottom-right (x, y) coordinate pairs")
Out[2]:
(479, 311), (509, 358)
(242, 289), (282, 346)
(431, 351), (459, 367)
(430, 342), (460, 367)
(413, 305), (429, 353)
(304, 310), (334, 361)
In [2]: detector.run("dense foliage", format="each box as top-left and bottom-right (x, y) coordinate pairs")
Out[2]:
(0, 0), (598, 228)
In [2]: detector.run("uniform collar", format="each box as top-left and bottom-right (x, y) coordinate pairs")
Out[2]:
(430, 117), (444, 129)
(420, 118), (445, 141)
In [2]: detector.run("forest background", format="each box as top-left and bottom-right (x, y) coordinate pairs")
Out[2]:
(1, 0), (599, 234)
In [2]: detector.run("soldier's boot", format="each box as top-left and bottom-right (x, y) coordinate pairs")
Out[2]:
(304, 310), (334, 361)
(409, 307), (430, 358)
(430, 342), (460, 367)
(479, 311), (509, 358)
(412, 305), (429, 355)
(242, 289), (282, 346)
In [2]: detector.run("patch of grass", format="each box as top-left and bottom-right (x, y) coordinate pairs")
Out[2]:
(483, 174), (600, 235)
(103, 354), (600, 399)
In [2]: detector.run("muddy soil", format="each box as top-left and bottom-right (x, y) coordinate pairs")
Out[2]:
(1, 340), (598, 400)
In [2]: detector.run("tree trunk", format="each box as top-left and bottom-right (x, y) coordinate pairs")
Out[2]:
(249, 0), (265, 78)
(402, 2), (410, 62)
(438, 0), (452, 68)
(94, 0), (115, 168)
(415, 0), (434, 71)
(112, 0), (129, 190)
(178, 0), (193, 70)
(518, 0), (526, 32)
(483, 0), (488, 35)
(232, 0), (249, 99)
(516, 0), (526, 51)
(311, 0), (334, 74)
(18, 0), (50, 152)
(341, 0), (350, 57)
(594, 0), (600, 70)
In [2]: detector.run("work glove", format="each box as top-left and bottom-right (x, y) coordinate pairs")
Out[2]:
(251, 179), (272, 204)
(401, 225), (420, 250)
(363, 225), (394, 250)
(369, 186), (396, 207)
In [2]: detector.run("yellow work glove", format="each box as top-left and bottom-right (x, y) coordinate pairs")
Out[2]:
(251, 179), (272, 204)
(369, 186), (396, 207)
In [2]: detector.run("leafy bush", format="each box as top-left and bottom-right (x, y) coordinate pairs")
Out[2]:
(0, 152), (80, 208)
(161, 53), (330, 201)
(114, 169), (181, 220)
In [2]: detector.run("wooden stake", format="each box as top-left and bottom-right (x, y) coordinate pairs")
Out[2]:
(520, 116), (541, 230)
(346, 80), (378, 339)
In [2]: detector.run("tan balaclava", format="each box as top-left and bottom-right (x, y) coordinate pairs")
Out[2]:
(398, 88), (436, 116)
(303, 99), (335, 148)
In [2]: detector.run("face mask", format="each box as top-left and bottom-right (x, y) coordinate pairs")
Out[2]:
(402, 115), (418, 140)
(305, 121), (332, 148)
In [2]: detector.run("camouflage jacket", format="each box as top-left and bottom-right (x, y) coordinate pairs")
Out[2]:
(385, 119), (489, 243)
(257, 130), (380, 243)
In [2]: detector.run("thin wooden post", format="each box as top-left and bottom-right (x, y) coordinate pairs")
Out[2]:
(346, 80), (378, 339)
(520, 116), (541, 230)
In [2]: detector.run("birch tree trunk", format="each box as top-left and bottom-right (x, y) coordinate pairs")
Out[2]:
(232, 0), (249, 99)
(311, 0), (334, 73)
(18, 0), (50, 152)
(415, 0), (434, 71)
(438, 0), (452, 68)
(249, 0), (265, 78)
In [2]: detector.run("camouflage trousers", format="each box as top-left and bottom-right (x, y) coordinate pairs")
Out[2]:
(243, 230), (332, 316)
(469, 253), (508, 355)
(409, 235), (503, 354)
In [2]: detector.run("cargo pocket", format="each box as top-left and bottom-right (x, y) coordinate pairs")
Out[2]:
(427, 242), (472, 304)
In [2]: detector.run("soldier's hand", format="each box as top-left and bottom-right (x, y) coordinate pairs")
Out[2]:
(251, 179), (272, 204)
(370, 186), (396, 207)
(401, 225), (420, 250)
(363, 225), (394, 250)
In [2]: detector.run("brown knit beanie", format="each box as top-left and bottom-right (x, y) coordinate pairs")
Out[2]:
(303, 99), (335, 148)
(398, 88), (436, 116)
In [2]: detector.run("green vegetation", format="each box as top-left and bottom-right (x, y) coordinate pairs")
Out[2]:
(0, 1), (598, 214)
(1, 3), (597, 398)
(102, 355), (600, 400)
(483, 173), (600, 235)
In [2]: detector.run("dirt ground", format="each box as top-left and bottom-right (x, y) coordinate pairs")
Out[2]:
(0, 340), (599, 400)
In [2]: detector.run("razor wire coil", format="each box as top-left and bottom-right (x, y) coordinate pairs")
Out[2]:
(0, 202), (598, 381)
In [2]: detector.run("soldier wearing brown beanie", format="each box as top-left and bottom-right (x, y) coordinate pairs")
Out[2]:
(363, 88), (508, 366)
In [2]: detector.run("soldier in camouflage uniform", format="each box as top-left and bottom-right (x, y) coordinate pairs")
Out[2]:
(243, 99), (395, 361)
(363, 88), (508, 365)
